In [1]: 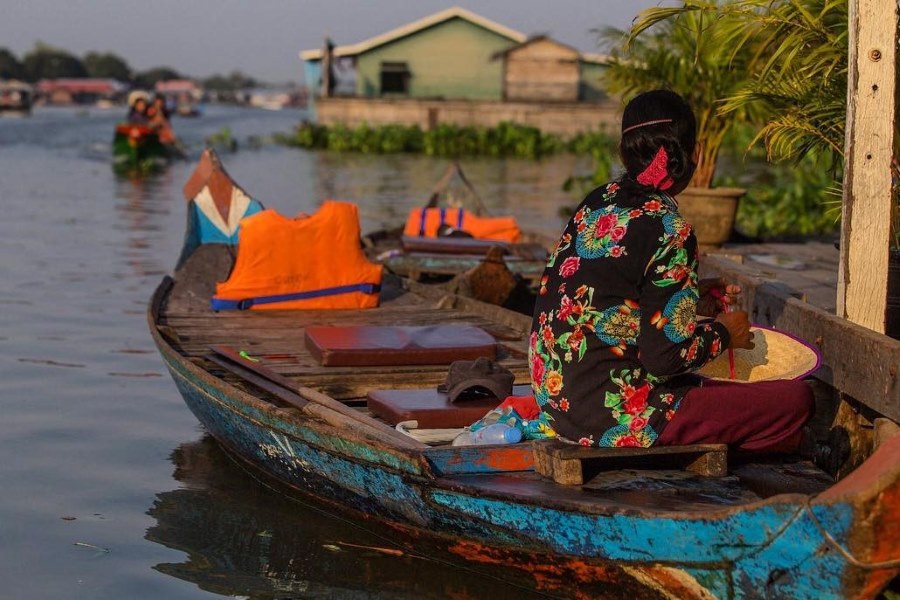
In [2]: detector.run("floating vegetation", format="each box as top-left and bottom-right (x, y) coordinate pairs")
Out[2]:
(206, 127), (238, 152)
(277, 121), (616, 160)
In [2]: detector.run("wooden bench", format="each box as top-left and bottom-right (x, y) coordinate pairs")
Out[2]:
(532, 439), (728, 485)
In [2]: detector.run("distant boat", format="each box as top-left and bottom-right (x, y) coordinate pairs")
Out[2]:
(112, 123), (174, 173)
(174, 103), (202, 118)
(0, 80), (33, 116)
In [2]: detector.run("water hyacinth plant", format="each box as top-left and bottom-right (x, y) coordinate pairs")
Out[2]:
(278, 121), (615, 160)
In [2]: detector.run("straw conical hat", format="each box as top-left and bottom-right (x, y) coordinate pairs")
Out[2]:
(697, 325), (821, 382)
(127, 90), (150, 107)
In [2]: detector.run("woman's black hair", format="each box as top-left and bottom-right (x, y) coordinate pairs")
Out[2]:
(618, 89), (697, 194)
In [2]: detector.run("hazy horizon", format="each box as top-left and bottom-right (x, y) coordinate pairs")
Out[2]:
(1, 1), (666, 84)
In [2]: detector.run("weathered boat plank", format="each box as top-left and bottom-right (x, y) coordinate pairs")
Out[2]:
(208, 346), (425, 449)
(533, 440), (728, 485)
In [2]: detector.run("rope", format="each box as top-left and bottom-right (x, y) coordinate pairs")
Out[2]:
(804, 499), (900, 570)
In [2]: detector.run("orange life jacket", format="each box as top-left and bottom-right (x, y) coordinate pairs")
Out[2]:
(403, 207), (521, 243)
(212, 201), (383, 310)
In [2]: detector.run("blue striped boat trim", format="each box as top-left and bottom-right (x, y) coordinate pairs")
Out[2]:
(211, 282), (381, 311)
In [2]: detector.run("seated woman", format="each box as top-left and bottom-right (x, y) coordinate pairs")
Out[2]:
(529, 89), (813, 453)
(146, 95), (175, 144)
(127, 95), (149, 124)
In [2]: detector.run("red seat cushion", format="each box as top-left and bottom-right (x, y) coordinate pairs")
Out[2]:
(304, 324), (497, 366)
(367, 385), (532, 428)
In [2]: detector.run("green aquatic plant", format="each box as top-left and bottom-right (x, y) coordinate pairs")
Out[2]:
(278, 121), (616, 160)
(633, 0), (899, 249)
(600, 4), (756, 188)
(206, 127), (238, 152)
(629, 0), (849, 167)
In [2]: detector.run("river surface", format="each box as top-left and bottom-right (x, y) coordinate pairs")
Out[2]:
(0, 105), (588, 599)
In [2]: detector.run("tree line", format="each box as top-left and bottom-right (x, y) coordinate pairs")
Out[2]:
(0, 42), (258, 90)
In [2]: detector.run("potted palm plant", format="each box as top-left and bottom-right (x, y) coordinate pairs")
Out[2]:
(600, 7), (754, 247)
(633, 0), (899, 336)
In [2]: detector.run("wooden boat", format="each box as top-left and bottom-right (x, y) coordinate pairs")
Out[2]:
(363, 161), (552, 287)
(148, 151), (900, 599)
(0, 80), (33, 116)
(112, 123), (176, 172)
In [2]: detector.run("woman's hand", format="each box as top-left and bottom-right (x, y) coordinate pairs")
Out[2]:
(715, 310), (755, 349)
(697, 277), (741, 317)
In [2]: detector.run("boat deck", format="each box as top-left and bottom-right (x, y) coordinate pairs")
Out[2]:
(157, 262), (840, 513)
(161, 266), (531, 403)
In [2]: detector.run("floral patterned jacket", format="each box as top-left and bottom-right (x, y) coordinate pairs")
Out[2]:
(529, 181), (730, 447)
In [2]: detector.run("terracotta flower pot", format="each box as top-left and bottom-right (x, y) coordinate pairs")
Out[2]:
(676, 186), (745, 248)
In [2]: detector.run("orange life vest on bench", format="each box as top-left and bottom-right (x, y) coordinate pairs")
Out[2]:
(212, 201), (383, 310)
(403, 207), (521, 243)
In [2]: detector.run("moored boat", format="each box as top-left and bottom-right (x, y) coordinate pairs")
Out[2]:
(363, 160), (552, 313)
(148, 151), (900, 599)
(0, 80), (33, 116)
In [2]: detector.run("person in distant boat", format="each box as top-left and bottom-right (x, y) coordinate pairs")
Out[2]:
(127, 95), (149, 124)
(530, 89), (814, 452)
(147, 95), (176, 144)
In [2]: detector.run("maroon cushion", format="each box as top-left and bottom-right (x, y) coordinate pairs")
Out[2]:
(304, 324), (497, 366)
(368, 385), (532, 428)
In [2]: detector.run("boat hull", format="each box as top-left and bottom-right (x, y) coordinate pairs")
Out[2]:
(151, 312), (898, 599)
(112, 124), (170, 172)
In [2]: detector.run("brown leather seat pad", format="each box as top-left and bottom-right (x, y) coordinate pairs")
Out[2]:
(304, 325), (497, 366)
(367, 384), (532, 428)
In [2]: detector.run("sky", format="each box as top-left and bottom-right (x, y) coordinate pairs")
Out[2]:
(0, 0), (667, 84)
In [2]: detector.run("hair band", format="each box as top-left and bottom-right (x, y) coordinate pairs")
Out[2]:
(622, 118), (674, 135)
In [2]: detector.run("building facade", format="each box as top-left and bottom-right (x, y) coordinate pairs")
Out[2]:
(299, 7), (617, 135)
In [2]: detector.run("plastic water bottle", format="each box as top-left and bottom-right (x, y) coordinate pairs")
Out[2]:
(452, 423), (522, 446)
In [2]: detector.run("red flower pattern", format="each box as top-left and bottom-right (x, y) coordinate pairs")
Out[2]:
(530, 352), (545, 385)
(567, 326), (584, 351)
(557, 295), (574, 321)
(530, 182), (727, 447)
(559, 256), (581, 278)
(594, 213), (618, 238)
(615, 435), (642, 448)
(622, 384), (650, 416)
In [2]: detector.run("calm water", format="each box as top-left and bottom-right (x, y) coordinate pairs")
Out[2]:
(0, 106), (586, 599)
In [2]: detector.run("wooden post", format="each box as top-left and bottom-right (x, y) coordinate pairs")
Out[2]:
(837, 0), (898, 332)
(321, 36), (334, 98)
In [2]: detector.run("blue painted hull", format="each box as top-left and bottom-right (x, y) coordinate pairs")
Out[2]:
(151, 321), (900, 599)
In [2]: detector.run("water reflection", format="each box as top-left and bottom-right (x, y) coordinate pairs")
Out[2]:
(1, 105), (604, 599)
(147, 436), (553, 600)
(307, 151), (584, 239)
(112, 168), (179, 277)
